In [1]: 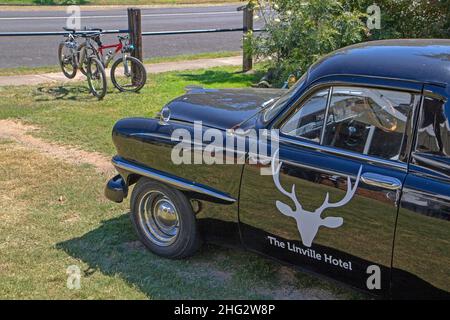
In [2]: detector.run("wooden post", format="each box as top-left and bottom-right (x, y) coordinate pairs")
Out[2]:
(242, 5), (254, 72)
(127, 8), (143, 84)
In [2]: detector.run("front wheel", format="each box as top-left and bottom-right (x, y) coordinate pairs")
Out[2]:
(86, 57), (107, 100)
(110, 56), (147, 92)
(130, 179), (201, 259)
(58, 42), (77, 79)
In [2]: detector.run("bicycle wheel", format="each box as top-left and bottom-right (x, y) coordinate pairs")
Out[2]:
(78, 43), (88, 76)
(87, 57), (107, 100)
(58, 42), (77, 79)
(110, 56), (147, 92)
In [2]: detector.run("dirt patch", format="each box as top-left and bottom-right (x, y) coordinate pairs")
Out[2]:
(0, 119), (113, 175)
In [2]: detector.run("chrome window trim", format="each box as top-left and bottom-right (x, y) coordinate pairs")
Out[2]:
(265, 132), (407, 171)
(272, 79), (421, 130)
(320, 87), (333, 144)
(271, 82), (421, 171)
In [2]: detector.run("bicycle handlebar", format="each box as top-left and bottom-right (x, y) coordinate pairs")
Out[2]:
(81, 31), (102, 38)
(83, 27), (103, 32)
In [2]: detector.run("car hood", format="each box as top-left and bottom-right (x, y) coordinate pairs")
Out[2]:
(165, 88), (284, 130)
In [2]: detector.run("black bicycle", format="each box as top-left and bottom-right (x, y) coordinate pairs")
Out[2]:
(81, 31), (107, 99)
(58, 27), (82, 78)
(58, 28), (107, 99)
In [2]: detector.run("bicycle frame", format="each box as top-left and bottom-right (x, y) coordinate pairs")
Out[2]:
(62, 34), (80, 66)
(79, 33), (134, 78)
(98, 42), (123, 68)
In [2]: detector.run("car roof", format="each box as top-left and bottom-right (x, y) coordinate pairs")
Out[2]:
(307, 39), (450, 88)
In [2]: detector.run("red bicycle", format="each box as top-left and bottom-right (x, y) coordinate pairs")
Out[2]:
(79, 29), (147, 92)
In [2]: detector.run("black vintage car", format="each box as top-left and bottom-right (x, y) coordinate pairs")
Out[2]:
(105, 40), (450, 299)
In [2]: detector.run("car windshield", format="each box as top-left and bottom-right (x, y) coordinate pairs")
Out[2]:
(263, 72), (308, 122)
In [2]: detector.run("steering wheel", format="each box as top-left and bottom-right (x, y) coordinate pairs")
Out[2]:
(343, 120), (366, 148)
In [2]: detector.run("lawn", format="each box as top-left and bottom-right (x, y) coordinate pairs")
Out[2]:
(0, 51), (240, 77)
(0, 66), (255, 155)
(0, 65), (363, 299)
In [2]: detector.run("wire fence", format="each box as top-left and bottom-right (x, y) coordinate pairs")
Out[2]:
(0, 27), (265, 37)
(0, 6), (264, 71)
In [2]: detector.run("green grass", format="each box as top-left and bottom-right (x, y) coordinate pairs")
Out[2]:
(0, 65), (61, 77)
(0, 0), (239, 6)
(2, 141), (347, 299)
(0, 51), (240, 77)
(0, 65), (364, 299)
(0, 66), (256, 154)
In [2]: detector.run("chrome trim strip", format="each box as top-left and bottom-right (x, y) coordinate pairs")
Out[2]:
(265, 132), (407, 171)
(361, 172), (402, 190)
(112, 157), (236, 203)
(320, 87), (333, 144)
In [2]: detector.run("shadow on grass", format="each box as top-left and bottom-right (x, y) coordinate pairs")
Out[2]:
(34, 86), (94, 102)
(56, 213), (367, 299)
(179, 70), (264, 86)
(55, 213), (266, 299)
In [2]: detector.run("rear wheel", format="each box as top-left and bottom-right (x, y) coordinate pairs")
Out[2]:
(58, 42), (77, 79)
(86, 57), (107, 100)
(130, 179), (201, 259)
(110, 56), (147, 92)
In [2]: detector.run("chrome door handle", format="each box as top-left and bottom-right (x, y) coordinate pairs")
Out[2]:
(361, 172), (402, 190)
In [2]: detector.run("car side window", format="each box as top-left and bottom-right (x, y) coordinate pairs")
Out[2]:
(415, 96), (450, 157)
(322, 87), (419, 161)
(280, 88), (329, 143)
(412, 95), (450, 176)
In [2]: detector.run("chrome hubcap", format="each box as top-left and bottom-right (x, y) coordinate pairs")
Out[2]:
(138, 191), (179, 246)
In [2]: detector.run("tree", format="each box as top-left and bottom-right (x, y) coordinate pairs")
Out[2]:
(249, 0), (449, 85)
(354, 0), (450, 39)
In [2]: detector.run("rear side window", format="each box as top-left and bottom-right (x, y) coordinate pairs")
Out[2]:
(413, 95), (450, 176)
(415, 96), (450, 157)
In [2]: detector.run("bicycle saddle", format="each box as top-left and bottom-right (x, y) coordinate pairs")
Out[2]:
(63, 27), (76, 33)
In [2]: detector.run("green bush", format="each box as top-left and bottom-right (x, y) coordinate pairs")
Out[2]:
(249, 0), (449, 85)
(353, 0), (450, 39)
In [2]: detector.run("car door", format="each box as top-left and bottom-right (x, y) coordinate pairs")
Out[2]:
(239, 78), (422, 293)
(391, 84), (450, 299)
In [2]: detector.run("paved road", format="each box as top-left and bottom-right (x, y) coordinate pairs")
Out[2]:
(0, 5), (259, 68)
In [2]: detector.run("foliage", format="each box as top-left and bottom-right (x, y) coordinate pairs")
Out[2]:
(248, 0), (367, 85)
(351, 0), (450, 39)
(249, 0), (450, 85)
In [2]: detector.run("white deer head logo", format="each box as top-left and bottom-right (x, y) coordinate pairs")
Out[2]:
(271, 149), (362, 247)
